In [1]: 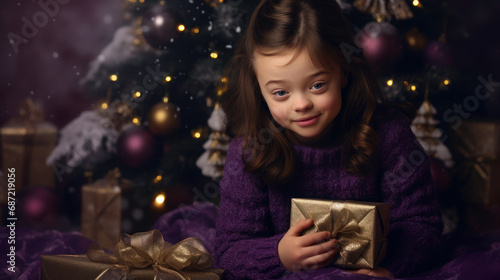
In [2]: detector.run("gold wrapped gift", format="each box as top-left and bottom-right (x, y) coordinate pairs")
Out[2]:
(451, 119), (500, 205)
(1, 98), (57, 203)
(290, 198), (390, 269)
(81, 169), (129, 250)
(41, 229), (224, 280)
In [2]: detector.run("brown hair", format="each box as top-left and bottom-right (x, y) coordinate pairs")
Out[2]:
(221, 0), (382, 185)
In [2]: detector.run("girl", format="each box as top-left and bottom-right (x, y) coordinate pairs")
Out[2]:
(215, 0), (443, 279)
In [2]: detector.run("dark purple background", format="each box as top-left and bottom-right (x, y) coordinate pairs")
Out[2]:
(0, 0), (123, 127)
(0, 0), (499, 129)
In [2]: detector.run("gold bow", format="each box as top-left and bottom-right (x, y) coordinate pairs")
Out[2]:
(331, 208), (370, 265)
(290, 199), (389, 268)
(86, 229), (222, 280)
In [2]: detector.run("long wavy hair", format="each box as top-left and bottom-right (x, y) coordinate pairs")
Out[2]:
(221, 0), (384, 185)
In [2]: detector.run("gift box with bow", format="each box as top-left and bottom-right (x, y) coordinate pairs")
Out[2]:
(41, 229), (224, 280)
(1, 98), (57, 203)
(290, 198), (390, 269)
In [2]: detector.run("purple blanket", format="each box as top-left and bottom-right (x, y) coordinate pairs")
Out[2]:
(1, 202), (499, 280)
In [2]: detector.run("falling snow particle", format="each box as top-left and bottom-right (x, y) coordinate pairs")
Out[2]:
(104, 14), (113, 24)
(53, 52), (59, 58)
(236, 26), (241, 33)
(30, 91), (34, 95)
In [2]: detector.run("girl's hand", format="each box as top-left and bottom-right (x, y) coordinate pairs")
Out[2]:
(278, 219), (340, 272)
(350, 266), (393, 278)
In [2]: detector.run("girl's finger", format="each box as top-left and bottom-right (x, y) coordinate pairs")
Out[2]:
(300, 239), (338, 258)
(288, 219), (314, 236)
(298, 231), (332, 246)
(301, 248), (338, 270)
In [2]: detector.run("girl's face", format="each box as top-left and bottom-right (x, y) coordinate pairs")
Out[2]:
(253, 49), (344, 145)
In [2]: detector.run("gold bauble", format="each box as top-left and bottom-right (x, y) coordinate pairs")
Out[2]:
(148, 102), (181, 136)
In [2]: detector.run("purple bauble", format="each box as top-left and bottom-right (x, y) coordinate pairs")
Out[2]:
(357, 22), (402, 72)
(19, 186), (59, 229)
(141, 5), (183, 49)
(117, 125), (162, 169)
(424, 41), (453, 68)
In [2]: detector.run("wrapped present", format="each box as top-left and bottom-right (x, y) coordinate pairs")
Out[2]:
(290, 198), (390, 269)
(450, 119), (500, 205)
(81, 168), (130, 250)
(40, 229), (224, 280)
(0, 98), (57, 203)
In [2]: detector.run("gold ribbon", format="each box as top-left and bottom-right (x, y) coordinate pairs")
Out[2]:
(331, 208), (371, 265)
(86, 229), (222, 280)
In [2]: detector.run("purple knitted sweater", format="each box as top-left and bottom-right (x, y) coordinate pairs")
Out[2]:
(214, 115), (443, 279)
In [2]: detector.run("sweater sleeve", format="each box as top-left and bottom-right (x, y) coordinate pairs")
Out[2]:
(377, 117), (444, 278)
(214, 139), (288, 280)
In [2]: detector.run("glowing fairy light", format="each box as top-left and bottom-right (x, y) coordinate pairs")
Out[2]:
(153, 175), (162, 183)
(411, 85), (417, 91)
(443, 79), (450, 86)
(165, 76), (172, 82)
(155, 194), (166, 205)
(178, 24), (186, 32)
(101, 103), (108, 110)
(132, 117), (140, 125)
(210, 52), (219, 59)
(387, 79), (394, 87)
(109, 74), (118, 81)
(134, 91), (142, 98)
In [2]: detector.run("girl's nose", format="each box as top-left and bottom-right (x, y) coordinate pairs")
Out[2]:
(293, 94), (313, 112)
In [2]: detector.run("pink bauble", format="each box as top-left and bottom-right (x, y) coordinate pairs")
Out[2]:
(357, 22), (402, 71)
(117, 126), (162, 169)
(424, 41), (453, 67)
(19, 186), (59, 229)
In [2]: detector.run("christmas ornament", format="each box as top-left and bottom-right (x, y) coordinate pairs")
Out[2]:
(147, 102), (181, 136)
(404, 27), (427, 51)
(19, 186), (59, 230)
(411, 96), (454, 168)
(424, 40), (452, 68)
(358, 22), (402, 72)
(141, 4), (183, 49)
(196, 104), (231, 180)
(117, 125), (162, 169)
(354, 0), (413, 22)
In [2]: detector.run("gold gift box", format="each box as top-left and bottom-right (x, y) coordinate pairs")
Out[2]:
(81, 169), (124, 250)
(451, 119), (500, 205)
(41, 230), (224, 280)
(290, 198), (390, 269)
(1, 98), (57, 203)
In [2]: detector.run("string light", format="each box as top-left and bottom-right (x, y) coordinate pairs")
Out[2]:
(221, 77), (228, 83)
(163, 96), (169, 103)
(386, 79), (394, 87)
(191, 27), (200, 34)
(153, 175), (162, 183)
(134, 91), (142, 98)
(165, 76), (172, 82)
(191, 128), (203, 139)
(132, 117), (140, 125)
(155, 194), (166, 205)
(109, 74), (118, 82)
(101, 102), (108, 110)
(177, 24), (186, 32)
(210, 52), (219, 59)
(411, 85), (417, 91)
(443, 79), (450, 86)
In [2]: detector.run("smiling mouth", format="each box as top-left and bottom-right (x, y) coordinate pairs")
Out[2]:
(294, 114), (321, 126)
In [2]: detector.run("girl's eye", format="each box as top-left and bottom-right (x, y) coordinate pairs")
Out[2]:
(311, 83), (325, 90)
(274, 90), (288, 97)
